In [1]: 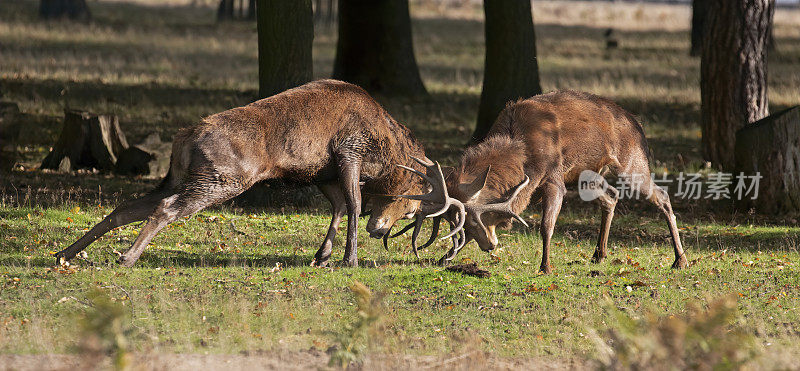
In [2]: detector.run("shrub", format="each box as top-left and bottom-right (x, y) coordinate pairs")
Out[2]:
(592, 295), (758, 370)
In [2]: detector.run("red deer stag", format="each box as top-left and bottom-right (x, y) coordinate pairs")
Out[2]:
(54, 80), (463, 267)
(406, 90), (688, 273)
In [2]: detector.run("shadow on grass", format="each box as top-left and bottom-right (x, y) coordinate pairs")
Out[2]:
(0, 249), (434, 269)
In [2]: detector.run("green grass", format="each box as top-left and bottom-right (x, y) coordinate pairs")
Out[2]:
(2, 204), (799, 361)
(2, 0), (800, 365)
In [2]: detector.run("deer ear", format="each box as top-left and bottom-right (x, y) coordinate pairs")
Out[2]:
(460, 165), (491, 200)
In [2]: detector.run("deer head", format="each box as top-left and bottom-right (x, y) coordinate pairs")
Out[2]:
(452, 169), (530, 252)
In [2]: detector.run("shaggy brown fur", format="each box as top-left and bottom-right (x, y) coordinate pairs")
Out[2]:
(447, 135), (533, 230)
(445, 90), (687, 273)
(56, 80), (428, 268)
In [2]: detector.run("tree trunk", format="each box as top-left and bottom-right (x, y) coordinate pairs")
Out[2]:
(247, 0), (256, 20)
(256, 0), (313, 98)
(217, 0), (234, 21)
(472, 0), (542, 143)
(734, 106), (800, 213)
(41, 110), (129, 172)
(39, 0), (91, 21)
(690, 0), (708, 56)
(700, 0), (774, 170)
(333, 0), (426, 96)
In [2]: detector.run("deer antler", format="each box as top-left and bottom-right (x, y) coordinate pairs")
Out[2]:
(391, 157), (467, 256)
(437, 216), (468, 265)
(464, 175), (531, 232)
(389, 215), (443, 258)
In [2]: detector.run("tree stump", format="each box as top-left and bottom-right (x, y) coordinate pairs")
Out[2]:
(734, 106), (800, 213)
(115, 133), (172, 177)
(0, 101), (21, 173)
(41, 109), (129, 172)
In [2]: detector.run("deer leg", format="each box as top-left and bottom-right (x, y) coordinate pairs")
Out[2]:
(336, 154), (362, 267)
(647, 185), (688, 269)
(55, 190), (174, 264)
(312, 182), (347, 267)
(538, 180), (566, 274)
(591, 185), (619, 263)
(118, 183), (246, 267)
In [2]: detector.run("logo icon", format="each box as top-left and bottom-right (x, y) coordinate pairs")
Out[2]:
(578, 170), (609, 202)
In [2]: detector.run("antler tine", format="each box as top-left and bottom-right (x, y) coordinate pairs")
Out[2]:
(496, 175), (530, 227)
(410, 216), (423, 259)
(499, 176), (530, 208)
(382, 225), (392, 251)
(439, 224), (467, 264)
(400, 159), (451, 218)
(419, 216), (442, 249)
(396, 161), (451, 218)
(468, 175), (531, 228)
(410, 156), (434, 167)
(390, 217), (418, 238)
(439, 199), (466, 241)
(456, 229), (466, 251)
(396, 165), (437, 199)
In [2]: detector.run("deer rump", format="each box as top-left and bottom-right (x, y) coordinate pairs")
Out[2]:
(55, 79), (429, 268)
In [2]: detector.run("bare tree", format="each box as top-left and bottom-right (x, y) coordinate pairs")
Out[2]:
(472, 0), (542, 143)
(333, 0), (426, 96)
(700, 0), (775, 169)
(690, 0), (708, 56)
(256, 0), (313, 98)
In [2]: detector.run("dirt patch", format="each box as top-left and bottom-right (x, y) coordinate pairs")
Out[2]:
(0, 351), (585, 370)
(446, 263), (491, 278)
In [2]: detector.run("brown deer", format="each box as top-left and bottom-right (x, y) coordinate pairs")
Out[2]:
(406, 90), (688, 273)
(54, 79), (463, 267)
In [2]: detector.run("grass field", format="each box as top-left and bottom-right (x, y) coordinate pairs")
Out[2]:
(2, 0), (800, 368)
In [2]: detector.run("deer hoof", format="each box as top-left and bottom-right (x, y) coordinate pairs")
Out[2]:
(590, 249), (606, 264)
(342, 257), (358, 267)
(311, 258), (329, 268)
(54, 252), (64, 266)
(671, 256), (688, 269)
(117, 255), (137, 268)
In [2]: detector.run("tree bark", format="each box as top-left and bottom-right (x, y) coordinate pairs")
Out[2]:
(39, 0), (91, 21)
(690, 0), (708, 56)
(256, 0), (313, 98)
(333, 0), (426, 96)
(472, 0), (542, 143)
(734, 106), (800, 213)
(700, 0), (774, 170)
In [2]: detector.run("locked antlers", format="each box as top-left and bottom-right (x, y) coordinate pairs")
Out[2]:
(464, 175), (530, 231)
(391, 158), (529, 262)
(392, 157), (467, 257)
